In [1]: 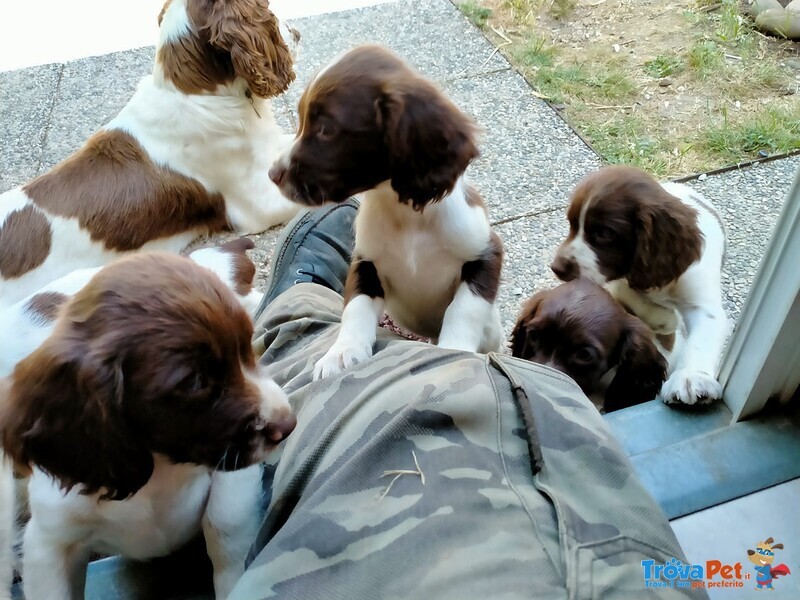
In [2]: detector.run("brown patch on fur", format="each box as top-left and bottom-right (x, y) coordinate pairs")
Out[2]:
(157, 0), (295, 97)
(461, 230), (503, 302)
(344, 258), (384, 304)
(465, 184), (488, 217)
(510, 279), (666, 412)
(278, 45), (478, 207)
(24, 129), (228, 252)
(157, 0), (173, 25)
(0, 206), (52, 279)
(656, 332), (676, 352)
(1, 252), (290, 500)
(217, 237), (256, 296)
(24, 291), (67, 325)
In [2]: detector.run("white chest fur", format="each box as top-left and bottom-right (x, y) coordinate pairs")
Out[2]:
(27, 456), (211, 560)
(356, 180), (490, 338)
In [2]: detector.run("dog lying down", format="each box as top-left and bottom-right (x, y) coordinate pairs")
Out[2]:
(511, 279), (678, 413)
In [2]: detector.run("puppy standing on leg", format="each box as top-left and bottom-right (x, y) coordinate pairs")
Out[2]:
(268, 45), (505, 378)
(550, 165), (730, 405)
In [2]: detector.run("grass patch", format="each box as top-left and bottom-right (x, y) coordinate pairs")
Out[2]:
(510, 35), (555, 68)
(502, 0), (575, 20)
(644, 55), (685, 78)
(582, 115), (671, 176)
(715, 0), (746, 43)
(472, 0), (798, 176)
(687, 40), (724, 76)
(533, 61), (636, 103)
(458, 0), (493, 28)
(700, 106), (800, 161)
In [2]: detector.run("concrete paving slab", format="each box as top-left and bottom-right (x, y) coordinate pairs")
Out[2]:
(493, 209), (566, 335)
(0, 63), (61, 191)
(37, 48), (155, 173)
(282, 0), (510, 111)
(444, 71), (601, 221)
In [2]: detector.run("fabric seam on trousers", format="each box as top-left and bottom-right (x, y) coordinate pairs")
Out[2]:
(484, 355), (565, 583)
(487, 353), (545, 474)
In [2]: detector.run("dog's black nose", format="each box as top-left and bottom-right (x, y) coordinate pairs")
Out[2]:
(551, 256), (578, 281)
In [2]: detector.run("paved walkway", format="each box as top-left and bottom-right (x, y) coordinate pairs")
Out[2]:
(1, 0), (797, 334)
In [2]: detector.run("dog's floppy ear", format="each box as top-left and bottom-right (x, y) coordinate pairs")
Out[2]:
(628, 186), (703, 290)
(0, 332), (153, 501)
(604, 314), (667, 412)
(207, 0), (295, 98)
(378, 77), (478, 209)
(510, 292), (545, 358)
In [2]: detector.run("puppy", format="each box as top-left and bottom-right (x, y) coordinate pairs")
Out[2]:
(0, 0), (300, 308)
(511, 279), (668, 412)
(0, 252), (295, 599)
(268, 45), (505, 378)
(551, 165), (729, 405)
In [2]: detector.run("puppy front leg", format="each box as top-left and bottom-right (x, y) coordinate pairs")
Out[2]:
(661, 303), (730, 405)
(203, 465), (264, 599)
(23, 517), (89, 600)
(313, 260), (385, 380)
(438, 232), (504, 353)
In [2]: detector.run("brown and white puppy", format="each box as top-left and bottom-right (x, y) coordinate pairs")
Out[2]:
(511, 279), (668, 412)
(269, 45), (504, 378)
(550, 165), (729, 405)
(0, 252), (294, 599)
(0, 0), (300, 309)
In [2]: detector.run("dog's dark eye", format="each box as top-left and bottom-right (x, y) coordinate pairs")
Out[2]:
(572, 347), (595, 365)
(316, 120), (336, 141)
(180, 370), (209, 394)
(592, 226), (615, 244)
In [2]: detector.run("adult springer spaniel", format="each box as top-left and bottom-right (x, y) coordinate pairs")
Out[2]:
(551, 165), (729, 405)
(268, 45), (505, 378)
(511, 279), (669, 413)
(0, 0), (300, 309)
(0, 249), (295, 600)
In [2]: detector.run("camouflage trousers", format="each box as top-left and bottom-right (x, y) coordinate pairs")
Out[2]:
(230, 284), (706, 600)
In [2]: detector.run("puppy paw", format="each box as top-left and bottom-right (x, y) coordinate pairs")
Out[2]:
(313, 341), (374, 380)
(660, 369), (722, 405)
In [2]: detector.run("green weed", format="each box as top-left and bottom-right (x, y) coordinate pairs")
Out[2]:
(582, 115), (670, 176)
(700, 105), (800, 160)
(687, 40), (724, 76)
(644, 55), (685, 78)
(458, 0), (493, 29)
